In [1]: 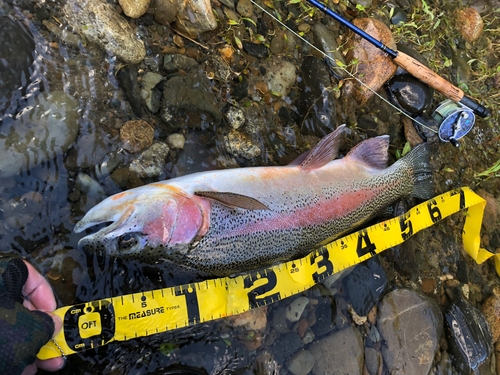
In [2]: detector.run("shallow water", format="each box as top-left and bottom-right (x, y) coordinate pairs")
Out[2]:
(0, 0), (500, 374)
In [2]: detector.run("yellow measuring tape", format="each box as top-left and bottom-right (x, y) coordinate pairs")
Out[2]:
(38, 187), (497, 360)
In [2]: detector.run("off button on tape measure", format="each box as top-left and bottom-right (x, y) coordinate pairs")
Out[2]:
(64, 300), (115, 351)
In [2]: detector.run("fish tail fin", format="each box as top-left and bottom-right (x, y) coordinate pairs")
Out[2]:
(399, 143), (433, 200)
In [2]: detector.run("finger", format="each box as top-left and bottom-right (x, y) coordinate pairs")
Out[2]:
(35, 356), (65, 372)
(22, 261), (57, 312)
(20, 363), (37, 375)
(47, 312), (63, 334)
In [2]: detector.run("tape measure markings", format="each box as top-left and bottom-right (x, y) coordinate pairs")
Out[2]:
(38, 187), (491, 360)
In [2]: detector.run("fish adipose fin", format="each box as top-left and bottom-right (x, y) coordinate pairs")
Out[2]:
(345, 135), (390, 169)
(195, 191), (271, 210)
(399, 142), (433, 200)
(299, 124), (346, 171)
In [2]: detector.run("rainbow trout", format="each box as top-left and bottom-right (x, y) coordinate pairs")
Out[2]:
(75, 125), (432, 276)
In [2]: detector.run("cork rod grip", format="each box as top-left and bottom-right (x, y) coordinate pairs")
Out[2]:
(393, 51), (464, 103)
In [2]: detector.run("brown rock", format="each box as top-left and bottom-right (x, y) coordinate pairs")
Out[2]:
(482, 286), (500, 343)
(403, 116), (424, 147)
(229, 306), (268, 331)
(476, 188), (498, 234)
(421, 278), (437, 294)
(120, 120), (155, 153)
(118, 0), (150, 18)
(495, 341), (500, 374)
(344, 18), (397, 104)
(174, 0), (217, 37)
(153, 0), (179, 25)
(298, 318), (308, 338)
(457, 8), (484, 44)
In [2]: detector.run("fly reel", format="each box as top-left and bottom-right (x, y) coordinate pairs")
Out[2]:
(413, 99), (476, 147)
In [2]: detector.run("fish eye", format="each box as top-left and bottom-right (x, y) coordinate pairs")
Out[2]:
(118, 233), (139, 253)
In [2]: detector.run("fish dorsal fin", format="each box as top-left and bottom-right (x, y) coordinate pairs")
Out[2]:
(344, 135), (390, 169)
(299, 125), (345, 171)
(195, 191), (270, 210)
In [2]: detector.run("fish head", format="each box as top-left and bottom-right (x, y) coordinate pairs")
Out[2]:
(74, 185), (209, 258)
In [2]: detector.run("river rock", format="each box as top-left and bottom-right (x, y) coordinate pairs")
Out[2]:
(386, 74), (433, 115)
(344, 18), (397, 104)
(0, 16), (35, 120)
(263, 60), (296, 97)
(153, 0), (179, 25)
(0, 91), (79, 178)
(297, 56), (337, 136)
(377, 289), (443, 375)
(141, 72), (165, 113)
(64, 0), (146, 64)
(482, 286), (500, 342)
(224, 130), (261, 159)
(229, 306), (267, 331)
(286, 350), (315, 375)
(457, 7), (484, 44)
(309, 326), (364, 375)
(226, 107), (246, 129)
(286, 297), (309, 323)
(163, 54), (198, 73)
(4, 192), (43, 229)
(75, 173), (107, 201)
(243, 42), (269, 58)
(475, 188), (498, 234)
(174, 0), (217, 37)
(119, 0), (150, 18)
(166, 133), (185, 149)
(161, 69), (222, 129)
(312, 23), (347, 78)
(236, 0), (254, 17)
(120, 120), (155, 153)
(129, 142), (170, 178)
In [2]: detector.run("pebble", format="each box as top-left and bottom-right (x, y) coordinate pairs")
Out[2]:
(226, 107), (246, 129)
(118, 0), (150, 18)
(129, 142), (170, 178)
(302, 330), (315, 345)
(457, 7), (484, 44)
(482, 286), (500, 342)
(386, 74), (433, 115)
(224, 130), (261, 159)
(4, 192), (43, 229)
(243, 42), (269, 58)
(141, 72), (165, 113)
(75, 173), (107, 201)
(297, 318), (308, 338)
(286, 297), (309, 323)
(229, 306), (268, 331)
(64, 0), (146, 64)
(153, 0), (179, 25)
(270, 31), (287, 55)
(263, 60), (296, 97)
(174, 0), (217, 37)
(312, 23), (347, 78)
(272, 306), (289, 334)
(166, 133), (186, 149)
(120, 120), (155, 153)
(309, 326), (364, 375)
(286, 350), (315, 375)
(297, 23), (310, 33)
(364, 347), (381, 375)
(377, 289), (443, 375)
(163, 54), (198, 73)
(390, 6), (407, 25)
(236, 0), (254, 17)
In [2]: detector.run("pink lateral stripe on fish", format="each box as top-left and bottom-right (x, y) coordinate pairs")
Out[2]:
(75, 125), (432, 276)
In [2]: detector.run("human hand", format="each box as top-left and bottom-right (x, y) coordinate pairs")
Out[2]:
(0, 257), (65, 375)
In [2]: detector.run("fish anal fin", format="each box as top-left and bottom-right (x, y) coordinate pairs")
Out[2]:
(195, 191), (270, 210)
(299, 124), (346, 171)
(345, 135), (390, 169)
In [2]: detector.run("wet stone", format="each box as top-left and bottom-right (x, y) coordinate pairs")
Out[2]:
(141, 72), (165, 113)
(75, 173), (107, 202)
(173, 0), (217, 37)
(4, 192), (43, 229)
(286, 350), (315, 375)
(343, 257), (388, 317)
(377, 289), (443, 375)
(166, 133), (185, 149)
(153, 0), (179, 25)
(236, 0), (254, 17)
(272, 306), (289, 334)
(390, 6), (407, 25)
(481, 286), (500, 342)
(163, 54), (199, 73)
(364, 347), (381, 375)
(120, 120), (155, 153)
(312, 23), (347, 78)
(387, 74), (434, 115)
(263, 60), (296, 97)
(309, 326), (364, 375)
(229, 306), (267, 331)
(224, 130), (261, 160)
(273, 332), (303, 363)
(243, 42), (269, 58)
(457, 7), (484, 44)
(297, 56), (337, 137)
(226, 106), (246, 129)
(311, 300), (336, 336)
(119, 0), (150, 18)
(129, 142), (170, 178)
(445, 295), (493, 372)
(286, 297), (309, 323)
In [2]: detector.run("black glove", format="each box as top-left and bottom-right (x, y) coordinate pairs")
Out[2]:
(0, 257), (55, 375)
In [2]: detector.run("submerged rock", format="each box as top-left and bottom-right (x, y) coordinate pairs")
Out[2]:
(386, 74), (433, 115)
(129, 142), (170, 178)
(297, 56), (337, 136)
(309, 326), (364, 375)
(0, 91), (79, 178)
(64, 0), (146, 64)
(377, 289), (443, 375)
(174, 0), (217, 37)
(120, 120), (155, 153)
(118, 0), (150, 18)
(161, 69), (222, 129)
(312, 23), (347, 78)
(286, 350), (315, 375)
(224, 130), (261, 159)
(141, 72), (165, 113)
(457, 7), (484, 44)
(344, 18), (397, 104)
(153, 0), (179, 25)
(263, 60), (296, 97)
(226, 107), (246, 129)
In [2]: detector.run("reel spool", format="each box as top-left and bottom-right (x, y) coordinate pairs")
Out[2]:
(432, 99), (475, 147)
(412, 99), (476, 147)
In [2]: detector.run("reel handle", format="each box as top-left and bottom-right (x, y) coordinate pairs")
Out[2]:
(393, 52), (490, 118)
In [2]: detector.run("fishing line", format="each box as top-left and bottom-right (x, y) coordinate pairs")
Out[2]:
(248, 0), (439, 134)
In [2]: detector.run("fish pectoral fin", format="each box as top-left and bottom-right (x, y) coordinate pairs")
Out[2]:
(194, 191), (271, 210)
(344, 135), (390, 169)
(300, 124), (345, 171)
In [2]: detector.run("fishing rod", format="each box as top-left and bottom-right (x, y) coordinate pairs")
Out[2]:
(305, 0), (489, 119)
